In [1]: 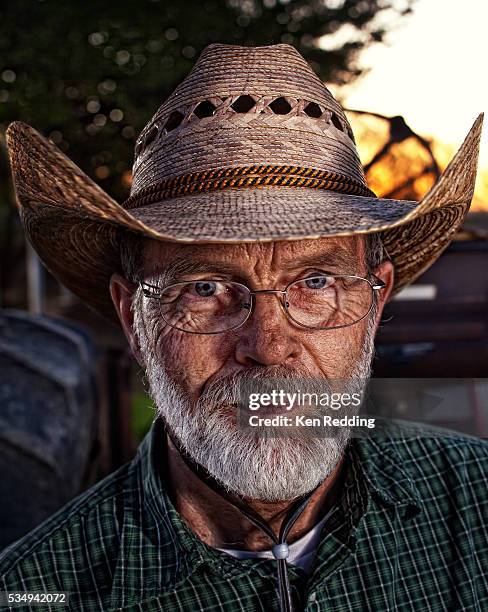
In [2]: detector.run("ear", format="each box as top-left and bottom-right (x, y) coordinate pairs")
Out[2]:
(371, 259), (395, 333)
(109, 272), (143, 365)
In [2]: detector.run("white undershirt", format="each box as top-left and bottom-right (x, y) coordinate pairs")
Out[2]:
(216, 512), (329, 574)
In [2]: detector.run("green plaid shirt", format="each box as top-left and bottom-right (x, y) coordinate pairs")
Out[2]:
(1, 417), (487, 611)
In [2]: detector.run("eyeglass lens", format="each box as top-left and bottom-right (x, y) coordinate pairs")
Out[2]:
(158, 280), (251, 333)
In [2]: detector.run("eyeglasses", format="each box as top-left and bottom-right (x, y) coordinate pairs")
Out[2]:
(139, 274), (386, 335)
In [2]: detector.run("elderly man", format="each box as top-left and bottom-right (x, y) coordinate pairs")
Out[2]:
(1, 44), (487, 611)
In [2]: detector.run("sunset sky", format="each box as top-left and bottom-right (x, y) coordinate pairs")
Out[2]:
(326, 0), (487, 208)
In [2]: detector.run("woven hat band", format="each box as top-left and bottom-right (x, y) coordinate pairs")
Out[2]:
(123, 165), (377, 210)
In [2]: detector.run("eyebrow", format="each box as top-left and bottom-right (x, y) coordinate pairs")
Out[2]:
(147, 247), (361, 285)
(285, 250), (360, 273)
(146, 257), (239, 285)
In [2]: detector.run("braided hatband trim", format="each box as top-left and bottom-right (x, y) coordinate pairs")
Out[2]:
(123, 165), (376, 209)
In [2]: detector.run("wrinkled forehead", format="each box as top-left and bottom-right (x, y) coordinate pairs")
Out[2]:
(142, 235), (366, 278)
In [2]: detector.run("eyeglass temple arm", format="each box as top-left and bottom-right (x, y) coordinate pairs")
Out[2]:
(140, 281), (165, 297)
(371, 276), (386, 290)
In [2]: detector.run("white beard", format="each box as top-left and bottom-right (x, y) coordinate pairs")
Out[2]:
(133, 291), (376, 502)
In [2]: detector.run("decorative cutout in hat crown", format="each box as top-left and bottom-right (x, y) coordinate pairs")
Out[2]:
(135, 93), (355, 161)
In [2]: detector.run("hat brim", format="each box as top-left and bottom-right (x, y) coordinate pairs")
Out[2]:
(5, 115), (483, 323)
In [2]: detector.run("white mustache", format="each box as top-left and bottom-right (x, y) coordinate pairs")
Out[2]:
(199, 365), (328, 407)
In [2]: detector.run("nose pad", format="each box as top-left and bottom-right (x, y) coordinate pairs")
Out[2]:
(274, 291), (289, 313)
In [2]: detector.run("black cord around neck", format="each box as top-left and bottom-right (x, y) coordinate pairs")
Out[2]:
(164, 426), (321, 612)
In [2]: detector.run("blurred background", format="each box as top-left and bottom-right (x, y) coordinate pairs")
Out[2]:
(0, 0), (487, 548)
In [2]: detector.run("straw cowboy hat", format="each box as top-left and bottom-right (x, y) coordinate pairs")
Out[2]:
(5, 43), (483, 322)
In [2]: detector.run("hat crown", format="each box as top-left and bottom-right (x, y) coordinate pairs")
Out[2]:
(130, 43), (365, 198)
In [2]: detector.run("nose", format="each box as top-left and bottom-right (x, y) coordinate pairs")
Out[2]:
(234, 292), (302, 367)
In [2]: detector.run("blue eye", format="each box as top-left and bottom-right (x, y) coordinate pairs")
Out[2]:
(305, 276), (328, 289)
(194, 281), (217, 297)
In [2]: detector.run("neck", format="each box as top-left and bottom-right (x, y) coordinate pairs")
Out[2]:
(164, 434), (345, 551)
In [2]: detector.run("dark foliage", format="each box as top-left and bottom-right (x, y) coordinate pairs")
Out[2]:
(0, 0), (413, 303)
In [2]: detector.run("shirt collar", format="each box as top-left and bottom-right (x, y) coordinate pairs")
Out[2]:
(351, 425), (424, 515)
